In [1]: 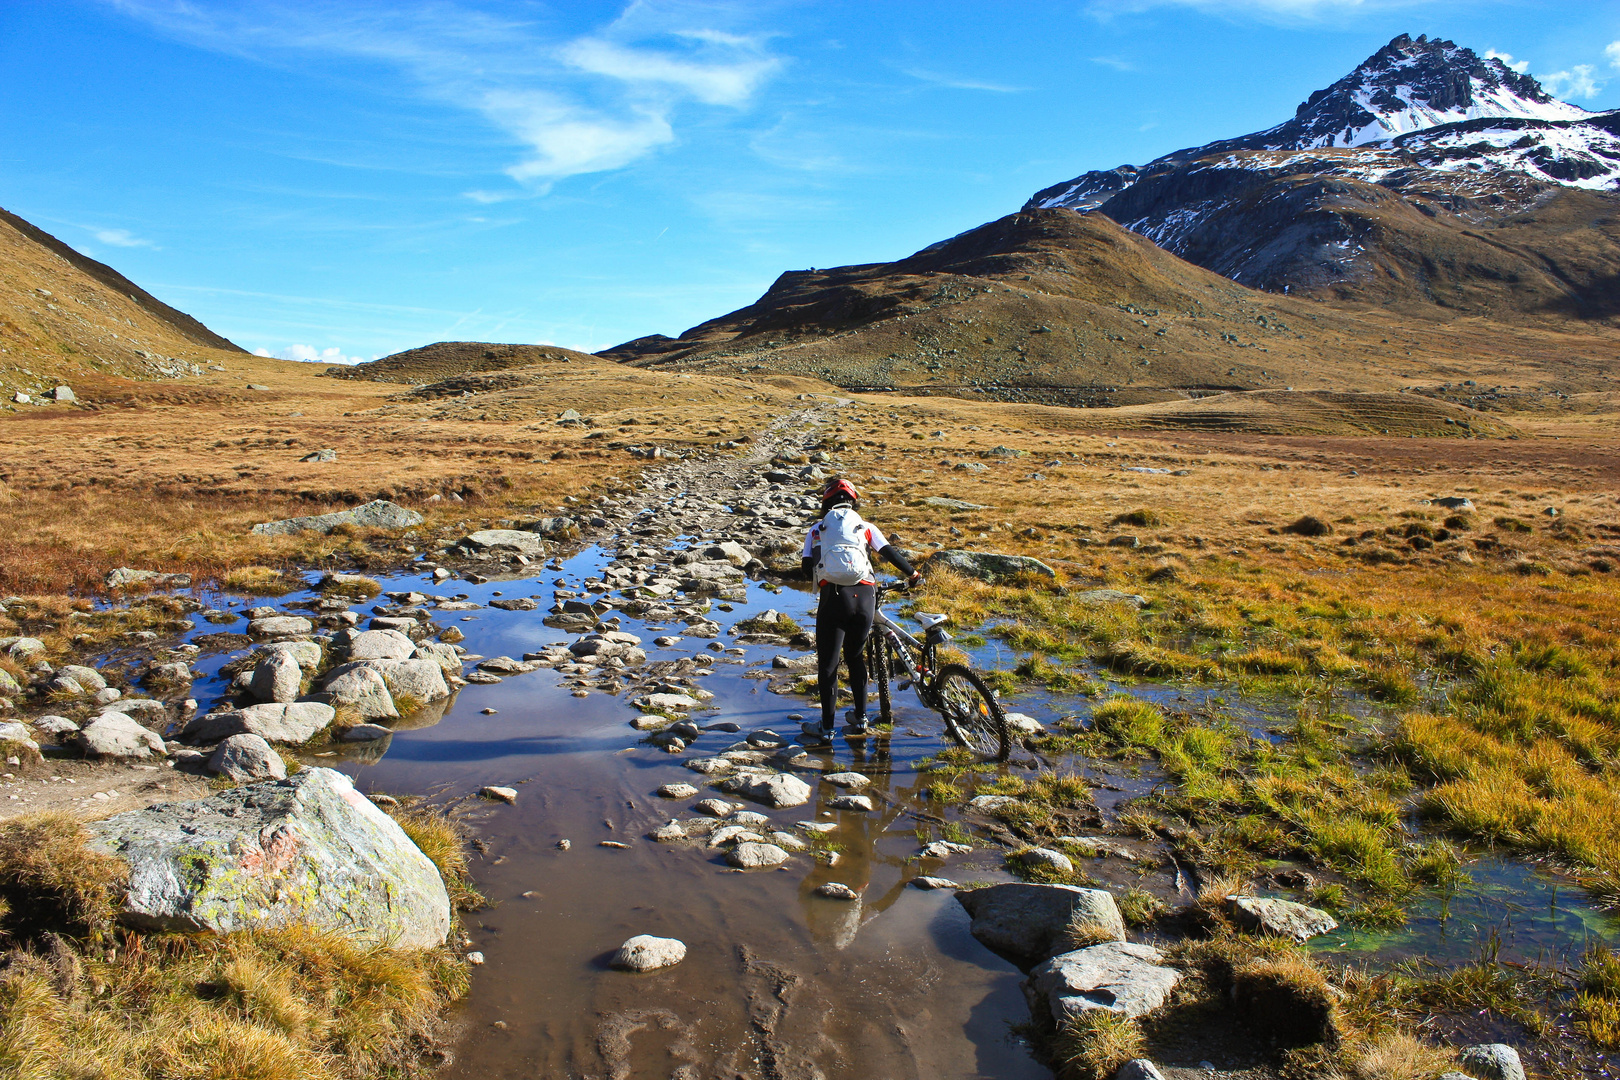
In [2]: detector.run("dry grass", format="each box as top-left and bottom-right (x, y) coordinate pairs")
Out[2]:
(0, 813), (125, 943)
(386, 804), (485, 913)
(1051, 1010), (1144, 1080)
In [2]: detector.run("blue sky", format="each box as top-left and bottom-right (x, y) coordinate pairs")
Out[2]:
(2, 0), (1617, 361)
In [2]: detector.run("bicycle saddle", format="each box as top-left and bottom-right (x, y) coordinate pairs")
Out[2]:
(916, 612), (950, 628)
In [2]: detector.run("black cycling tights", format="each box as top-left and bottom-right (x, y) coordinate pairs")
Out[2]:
(816, 582), (876, 729)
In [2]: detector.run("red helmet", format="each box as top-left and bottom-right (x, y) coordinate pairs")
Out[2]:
(822, 477), (859, 505)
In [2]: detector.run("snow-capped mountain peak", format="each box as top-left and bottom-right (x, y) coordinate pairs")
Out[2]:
(1272, 33), (1589, 150)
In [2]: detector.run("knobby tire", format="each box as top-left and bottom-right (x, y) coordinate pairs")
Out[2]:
(935, 664), (1010, 762)
(867, 631), (892, 726)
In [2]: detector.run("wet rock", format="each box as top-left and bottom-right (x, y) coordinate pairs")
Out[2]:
(480, 786), (518, 804)
(412, 641), (463, 675)
(827, 794), (874, 812)
(263, 640), (324, 670)
(208, 734), (286, 781)
(0, 670), (19, 698)
(705, 541), (753, 566)
(632, 715), (672, 731)
(1003, 712), (1046, 735)
(695, 798), (736, 817)
(657, 782), (699, 799)
(1059, 836), (1140, 862)
(477, 656), (533, 675)
(651, 820), (689, 842)
(684, 757), (734, 775)
(637, 693), (698, 711)
(86, 768), (451, 948)
(968, 794), (1022, 815)
(250, 650), (303, 704)
(247, 615), (313, 639)
(77, 713), (166, 760)
(101, 698), (168, 724)
(911, 876), (959, 890)
(1225, 896), (1339, 943)
(727, 842), (790, 869)
(920, 840), (972, 860)
(145, 662), (192, 687)
(710, 825), (764, 848)
(1116, 1061), (1168, 1080)
(929, 549), (1055, 582)
(94, 687), (123, 706)
(341, 723), (392, 741)
(720, 771), (812, 809)
(251, 500), (424, 537)
(769, 831), (808, 852)
(461, 530), (548, 558)
(815, 882), (860, 900)
(183, 702), (337, 745)
(1459, 1044), (1525, 1080)
(611, 934), (686, 972)
(1026, 942), (1180, 1022)
(489, 598), (538, 611)
(823, 771), (870, 789)
(957, 883), (1125, 965)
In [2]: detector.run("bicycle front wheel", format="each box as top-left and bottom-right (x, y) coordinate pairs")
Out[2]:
(935, 664), (1010, 762)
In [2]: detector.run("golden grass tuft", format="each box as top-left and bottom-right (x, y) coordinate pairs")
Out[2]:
(1341, 1032), (1457, 1080)
(0, 812), (125, 943)
(387, 804), (484, 912)
(1064, 916), (1122, 950)
(1052, 1010), (1144, 1080)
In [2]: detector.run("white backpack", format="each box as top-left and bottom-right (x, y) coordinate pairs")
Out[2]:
(816, 506), (874, 586)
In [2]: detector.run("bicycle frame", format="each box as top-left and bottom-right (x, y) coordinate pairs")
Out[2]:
(872, 601), (939, 706)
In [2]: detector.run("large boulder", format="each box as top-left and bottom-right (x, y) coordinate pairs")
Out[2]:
(250, 500), (424, 537)
(718, 771), (812, 809)
(0, 637), (45, 660)
(77, 713), (167, 760)
(957, 883), (1125, 966)
(928, 550), (1055, 583)
(247, 616), (313, 640)
(460, 530), (548, 557)
(411, 641), (462, 675)
(249, 650), (304, 704)
(208, 733), (286, 781)
(261, 640), (323, 671)
(105, 568), (193, 591)
(338, 628), (417, 662)
(86, 768), (451, 948)
(1225, 896), (1339, 943)
(183, 702), (336, 745)
(1025, 942), (1180, 1022)
(611, 935), (686, 972)
(319, 664), (399, 719)
(378, 658), (450, 704)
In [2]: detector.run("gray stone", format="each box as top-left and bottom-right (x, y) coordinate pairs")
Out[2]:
(208, 734), (286, 781)
(0, 721), (42, 763)
(340, 628), (417, 663)
(1434, 497), (1475, 511)
(922, 497), (990, 511)
(727, 842), (790, 868)
(411, 641), (462, 675)
(638, 693), (698, 711)
(86, 768), (451, 948)
(480, 786), (517, 804)
(920, 840), (973, 860)
(77, 713), (166, 760)
(705, 541), (753, 566)
(1003, 712), (1046, 735)
(911, 876), (959, 890)
(461, 530), (548, 557)
(105, 567), (193, 590)
(183, 702), (337, 745)
(59, 665), (108, 692)
(928, 549), (1055, 582)
(1459, 1044), (1525, 1080)
(967, 794), (1021, 814)
(1115, 1060), (1168, 1080)
(301, 449), (337, 463)
(815, 882), (860, 900)
(657, 782), (699, 799)
(247, 615), (313, 639)
(823, 771), (870, 789)
(695, 798), (736, 817)
(957, 883), (1126, 965)
(251, 500), (424, 537)
(0, 637), (44, 660)
(1026, 942), (1180, 1021)
(1226, 896), (1339, 943)
(1070, 589), (1149, 608)
(101, 698), (168, 723)
(53, 385), (75, 403)
(0, 670), (20, 697)
(34, 714), (79, 739)
(250, 650), (304, 704)
(1020, 847), (1074, 874)
(262, 640), (323, 671)
(47, 674), (85, 696)
(94, 687), (123, 705)
(828, 794), (874, 811)
(720, 771), (812, 809)
(145, 662), (192, 687)
(611, 934), (686, 972)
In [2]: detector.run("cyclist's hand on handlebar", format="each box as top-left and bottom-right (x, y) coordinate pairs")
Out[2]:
(906, 571), (924, 589)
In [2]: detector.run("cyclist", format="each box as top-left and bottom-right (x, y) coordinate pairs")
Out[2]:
(801, 477), (920, 741)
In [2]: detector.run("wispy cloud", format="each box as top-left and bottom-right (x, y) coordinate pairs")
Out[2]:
(1606, 41), (1620, 71)
(1089, 56), (1137, 72)
(1484, 49), (1530, 75)
(902, 68), (1026, 93)
(93, 227), (158, 248)
(1541, 64), (1603, 101)
(103, 2), (784, 195)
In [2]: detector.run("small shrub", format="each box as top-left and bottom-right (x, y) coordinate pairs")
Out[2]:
(1283, 515), (1332, 537)
(1110, 508), (1161, 528)
(1052, 1010), (1144, 1080)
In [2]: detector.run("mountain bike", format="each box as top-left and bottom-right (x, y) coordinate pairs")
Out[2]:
(865, 582), (1010, 762)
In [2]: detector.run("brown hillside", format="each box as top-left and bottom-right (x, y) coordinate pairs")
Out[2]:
(328, 340), (603, 384)
(599, 208), (1620, 404)
(0, 206), (247, 408)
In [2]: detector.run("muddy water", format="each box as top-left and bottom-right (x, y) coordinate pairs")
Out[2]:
(256, 543), (1053, 1080)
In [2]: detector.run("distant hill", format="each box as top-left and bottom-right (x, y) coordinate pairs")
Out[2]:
(597, 206), (1617, 403)
(1024, 34), (1620, 322)
(326, 341), (604, 384)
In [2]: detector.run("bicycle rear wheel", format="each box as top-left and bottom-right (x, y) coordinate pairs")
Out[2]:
(935, 664), (1010, 762)
(867, 631), (892, 725)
